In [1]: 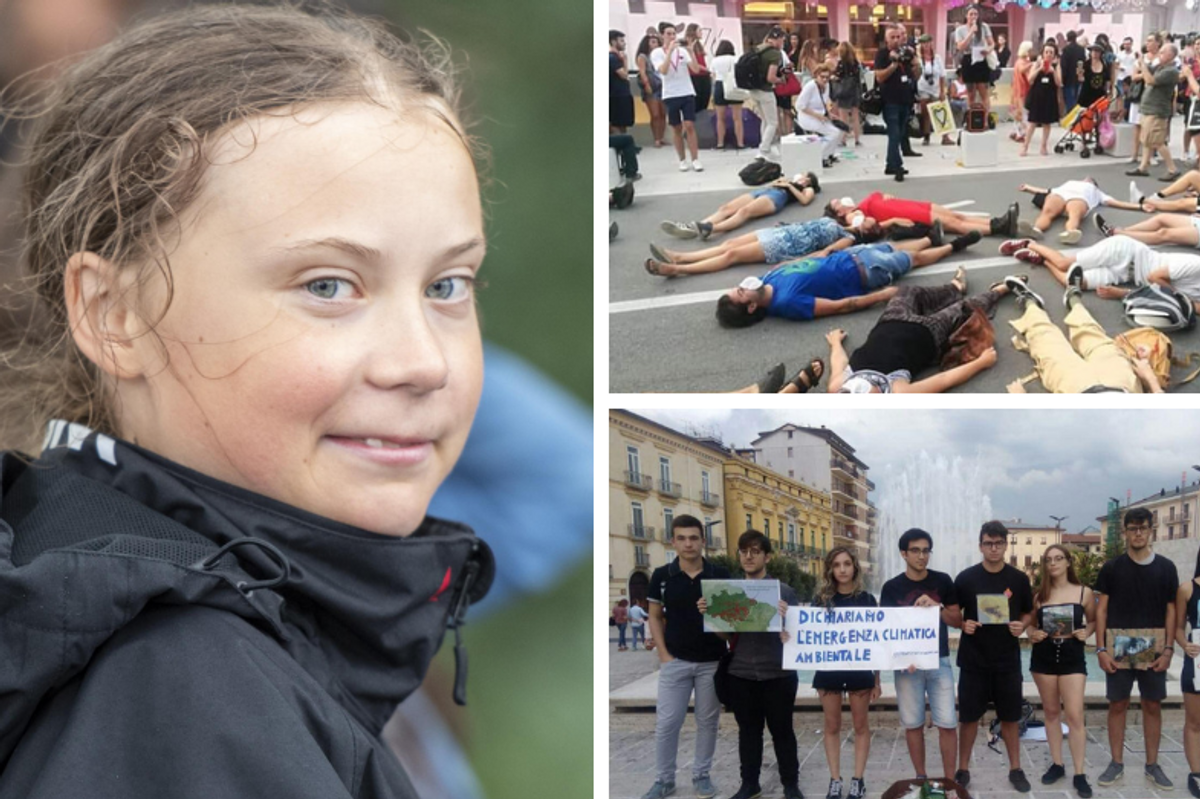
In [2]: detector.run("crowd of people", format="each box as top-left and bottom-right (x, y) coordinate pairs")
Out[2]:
(629, 513), (1199, 799)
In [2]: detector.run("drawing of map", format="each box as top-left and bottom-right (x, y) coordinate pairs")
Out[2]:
(702, 580), (782, 633)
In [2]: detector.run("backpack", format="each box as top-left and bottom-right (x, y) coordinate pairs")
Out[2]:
(734, 48), (769, 91)
(1121, 283), (1196, 332)
(738, 160), (782, 186)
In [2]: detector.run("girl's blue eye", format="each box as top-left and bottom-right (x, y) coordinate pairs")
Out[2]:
(305, 278), (351, 300)
(426, 277), (472, 301)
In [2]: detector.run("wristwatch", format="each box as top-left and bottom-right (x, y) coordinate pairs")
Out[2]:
(1095, 647), (1108, 654)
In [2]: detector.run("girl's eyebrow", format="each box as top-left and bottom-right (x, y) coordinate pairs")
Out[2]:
(273, 236), (486, 262)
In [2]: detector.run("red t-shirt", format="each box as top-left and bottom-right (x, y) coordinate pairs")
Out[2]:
(857, 191), (934, 226)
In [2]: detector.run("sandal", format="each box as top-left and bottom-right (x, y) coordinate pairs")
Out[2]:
(951, 266), (967, 294)
(757, 363), (786, 393)
(788, 359), (825, 393)
(644, 258), (662, 276)
(648, 243), (674, 264)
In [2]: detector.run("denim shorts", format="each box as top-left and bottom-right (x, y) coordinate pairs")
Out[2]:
(853, 243), (914, 290)
(894, 656), (957, 729)
(751, 187), (789, 215)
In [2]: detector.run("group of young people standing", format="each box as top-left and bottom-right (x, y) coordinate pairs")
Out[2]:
(637, 511), (1199, 799)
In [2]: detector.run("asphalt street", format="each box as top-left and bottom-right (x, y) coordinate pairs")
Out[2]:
(609, 161), (1200, 393)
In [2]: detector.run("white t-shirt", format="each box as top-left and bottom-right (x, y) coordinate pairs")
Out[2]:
(954, 22), (993, 64)
(797, 79), (830, 117)
(711, 53), (737, 85)
(1116, 50), (1137, 81)
(917, 55), (946, 99)
(651, 46), (695, 100)
(1052, 180), (1113, 211)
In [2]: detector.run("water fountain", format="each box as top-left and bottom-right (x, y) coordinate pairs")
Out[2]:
(872, 450), (994, 592)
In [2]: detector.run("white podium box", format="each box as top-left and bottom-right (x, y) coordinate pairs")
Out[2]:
(959, 130), (999, 168)
(609, 148), (621, 189)
(1107, 123), (1136, 158)
(779, 134), (825, 176)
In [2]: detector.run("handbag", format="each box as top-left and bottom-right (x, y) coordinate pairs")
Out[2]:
(1129, 79), (1144, 104)
(775, 69), (802, 98)
(713, 633), (739, 709)
(986, 49), (1000, 71)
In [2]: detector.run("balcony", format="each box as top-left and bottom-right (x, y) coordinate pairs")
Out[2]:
(628, 524), (656, 541)
(832, 484), (862, 503)
(830, 457), (859, 478)
(700, 490), (720, 508)
(657, 479), (682, 499)
(623, 470), (652, 491)
(832, 505), (860, 522)
(635, 551), (650, 568)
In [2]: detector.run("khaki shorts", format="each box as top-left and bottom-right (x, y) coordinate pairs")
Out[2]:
(1141, 114), (1169, 147)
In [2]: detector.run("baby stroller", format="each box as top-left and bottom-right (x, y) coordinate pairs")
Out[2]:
(1054, 95), (1109, 159)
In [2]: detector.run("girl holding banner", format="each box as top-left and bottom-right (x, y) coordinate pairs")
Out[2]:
(813, 548), (880, 799)
(1028, 545), (1096, 797)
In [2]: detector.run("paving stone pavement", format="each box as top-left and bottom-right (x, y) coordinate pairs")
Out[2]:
(608, 639), (1193, 799)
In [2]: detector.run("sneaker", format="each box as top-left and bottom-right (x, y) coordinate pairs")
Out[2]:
(954, 770), (971, 789)
(1130, 180), (1146, 205)
(1016, 221), (1044, 239)
(826, 778), (844, 799)
(1000, 238), (1033, 256)
(1043, 764), (1067, 785)
(697, 221), (714, 241)
(692, 159), (704, 172)
(728, 785), (763, 799)
(1145, 763), (1174, 790)
(679, 160), (690, 172)
(661, 220), (700, 239)
(848, 778), (866, 799)
(1097, 761), (1124, 787)
(643, 782), (677, 799)
(1013, 248), (1045, 266)
(1126, 168), (1150, 177)
(784, 786), (805, 799)
(1066, 263), (1084, 289)
(1006, 274), (1045, 308)
(1095, 214), (1115, 238)
(1059, 228), (1082, 244)
(694, 775), (718, 799)
(1188, 772), (1200, 799)
(1010, 769), (1032, 793)
(1074, 774), (1094, 798)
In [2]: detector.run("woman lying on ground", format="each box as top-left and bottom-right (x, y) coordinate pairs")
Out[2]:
(1016, 179), (1143, 244)
(825, 192), (1020, 238)
(1001, 233), (1200, 311)
(1099, 210), (1200, 249)
(715, 235), (984, 326)
(660, 173), (819, 240)
(824, 271), (1005, 393)
(1132, 169), (1200, 213)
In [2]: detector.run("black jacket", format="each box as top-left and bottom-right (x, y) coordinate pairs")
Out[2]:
(0, 425), (494, 798)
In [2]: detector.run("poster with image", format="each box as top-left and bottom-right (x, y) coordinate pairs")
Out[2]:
(702, 580), (782, 633)
(977, 594), (1010, 625)
(1107, 628), (1166, 670)
(1040, 604), (1075, 636)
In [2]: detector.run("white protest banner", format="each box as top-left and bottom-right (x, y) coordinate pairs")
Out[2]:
(782, 606), (939, 671)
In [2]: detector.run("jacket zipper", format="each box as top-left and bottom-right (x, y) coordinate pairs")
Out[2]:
(446, 541), (482, 706)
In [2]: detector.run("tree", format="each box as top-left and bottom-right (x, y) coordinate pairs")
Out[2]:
(707, 552), (816, 602)
(1072, 550), (1107, 588)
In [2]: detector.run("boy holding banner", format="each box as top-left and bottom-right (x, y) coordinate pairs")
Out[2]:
(953, 521), (1034, 793)
(880, 528), (963, 787)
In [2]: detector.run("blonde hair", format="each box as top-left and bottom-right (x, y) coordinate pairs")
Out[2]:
(1017, 41), (1034, 59)
(0, 4), (483, 453)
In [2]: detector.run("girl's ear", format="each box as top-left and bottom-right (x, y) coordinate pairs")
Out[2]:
(64, 252), (150, 380)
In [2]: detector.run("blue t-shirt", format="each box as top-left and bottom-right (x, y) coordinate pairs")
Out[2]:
(763, 252), (864, 320)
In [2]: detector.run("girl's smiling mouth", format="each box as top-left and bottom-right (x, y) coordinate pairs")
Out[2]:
(324, 435), (435, 466)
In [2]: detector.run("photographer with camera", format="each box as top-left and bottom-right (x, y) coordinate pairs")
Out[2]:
(874, 23), (920, 182)
(954, 5), (996, 124)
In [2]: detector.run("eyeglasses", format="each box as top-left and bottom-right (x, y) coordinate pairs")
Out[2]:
(1125, 524), (1151, 533)
(738, 548), (765, 556)
(981, 541), (1007, 549)
(905, 547), (932, 556)
(1044, 555), (1067, 564)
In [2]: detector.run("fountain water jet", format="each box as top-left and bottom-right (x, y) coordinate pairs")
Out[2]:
(872, 450), (994, 592)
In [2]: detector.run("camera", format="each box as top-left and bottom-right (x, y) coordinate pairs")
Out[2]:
(895, 45), (916, 63)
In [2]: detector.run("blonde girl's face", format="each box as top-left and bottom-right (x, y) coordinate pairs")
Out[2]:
(832, 552), (855, 587)
(116, 102), (484, 536)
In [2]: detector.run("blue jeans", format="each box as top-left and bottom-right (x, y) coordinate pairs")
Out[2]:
(1063, 83), (1080, 110)
(853, 243), (914, 289)
(631, 624), (646, 649)
(883, 103), (911, 172)
(616, 623), (628, 648)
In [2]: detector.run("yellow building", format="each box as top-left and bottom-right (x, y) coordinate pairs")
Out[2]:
(1098, 483), (1199, 546)
(609, 410), (727, 606)
(722, 454), (832, 576)
(1003, 520), (1063, 578)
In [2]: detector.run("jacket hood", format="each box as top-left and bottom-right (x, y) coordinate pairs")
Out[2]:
(0, 423), (494, 768)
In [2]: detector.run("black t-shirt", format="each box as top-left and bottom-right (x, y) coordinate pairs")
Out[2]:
(997, 47), (1012, 68)
(953, 562), (1033, 672)
(880, 569), (958, 658)
(1094, 553), (1179, 630)
(1060, 43), (1086, 86)
(874, 47), (916, 105)
(647, 558), (732, 662)
(610, 52), (631, 97)
(850, 320), (937, 375)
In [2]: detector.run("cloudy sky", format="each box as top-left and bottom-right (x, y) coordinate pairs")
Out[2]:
(632, 409), (1200, 536)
